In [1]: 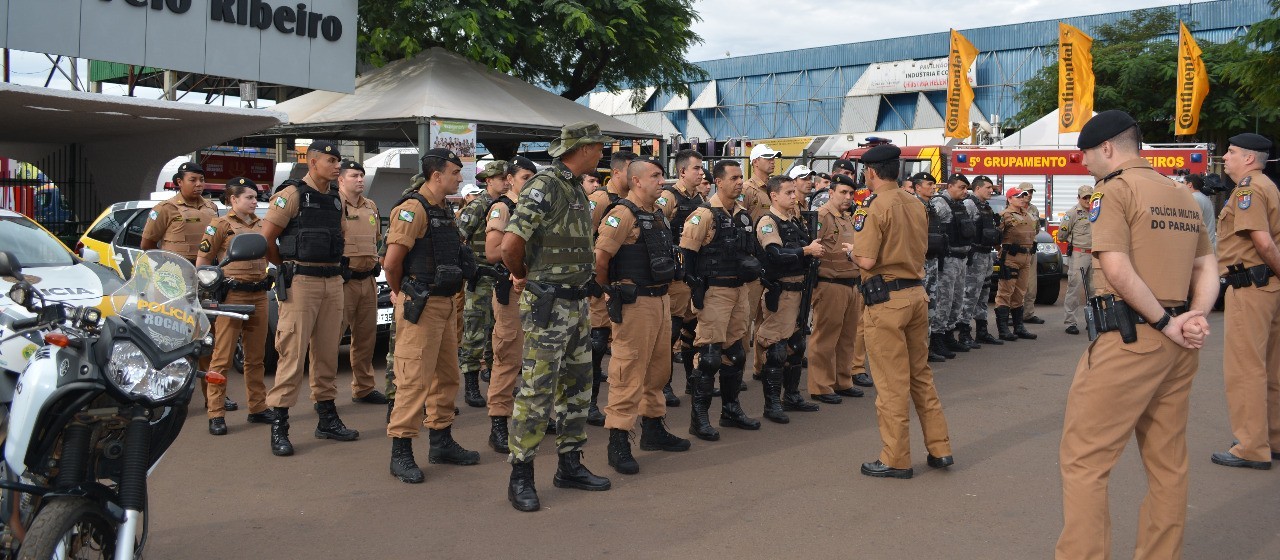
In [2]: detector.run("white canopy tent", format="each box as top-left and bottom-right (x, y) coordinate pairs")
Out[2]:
(996, 109), (1087, 148)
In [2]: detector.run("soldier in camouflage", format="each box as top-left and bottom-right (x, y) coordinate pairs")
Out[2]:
(501, 122), (615, 512)
(905, 173), (948, 362)
(962, 176), (1004, 346)
(456, 160), (509, 408)
(929, 174), (976, 357)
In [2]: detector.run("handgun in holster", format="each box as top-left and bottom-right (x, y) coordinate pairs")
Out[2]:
(1086, 294), (1137, 343)
(859, 274), (891, 306)
(276, 263), (295, 302)
(605, 283), (638, 324)
(400, 278), (431, 324)
(687, 275), (706, 310)
(525, 281), (556, 329)
(761, 277), (782, 312)
(493, 264), (513, 305)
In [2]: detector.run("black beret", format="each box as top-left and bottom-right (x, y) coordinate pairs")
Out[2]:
(831, 174), (858, 188)
(509, 156), (537, 174)
(1229, 133), (1273, 153)
(909, 172), (936, 184)
(307, 140), (341, 158)
(176, 161), (204, 175)
(226, 177), (257, 190)
(703, 168), (714, 182)
(633, 154), (665, 176)
(340, 160), (365, 174)
(1076, 110), (1137, 150)
(971, 175), (993, 187)
(947, 173), (970, 186)
(421, 148), (463, 168)
(833, 159), (856, 172)
(862, 144), (900, 164)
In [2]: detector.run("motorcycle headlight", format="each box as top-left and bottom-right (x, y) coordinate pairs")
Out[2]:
(197, 267), (222, 289)
(107, 341), (193, 403)
(1037, 243), (1060, 256)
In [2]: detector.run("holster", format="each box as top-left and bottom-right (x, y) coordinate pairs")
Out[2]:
(1066, 241), (1074, 257)
(1086, 295), (1138, 343)
(339, 256), (353, 282)
(525, 281), (556, 329)
(276, 263), (295, 302)
(606, 284), (637, 323)
(860, 274), (891, 306)
(400, 278), (431, 324)
(1249, 264), (1272, 288)
(494, 264), (513, 306)
(762, 278), (782, 313)
(688, 276), (706, 310)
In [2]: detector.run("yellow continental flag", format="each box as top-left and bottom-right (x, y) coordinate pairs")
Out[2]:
(945, 29), (979, 139)
(1175, 22), (1209, 135)
(1058, 23), (1095, 133)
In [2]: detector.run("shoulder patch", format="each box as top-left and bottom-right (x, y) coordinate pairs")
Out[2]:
(148, 210), (158, 221)
(1238, 189), (1253, 210)
(761, 223), (775, 234)
(199, 239), (211, 253)
(736, 194), (745, 202)
(460, 214), (472, 223)
(853, 208), (868, 231)
(1088, 192), (1104, 222)
(370, 215), (378, 227)
(274, 197), (287, 208)
(529, 189), (545, 204)
(656, 196), (669, 206)
(205, 225), (217, 236)
(589, 200), (597, 211)
(605, 215), (621, 228)
(690, 215), (701, 226)
(398, 209), (416, 223)
(863, 194), (877, 206)
(490, 209), (501, 218)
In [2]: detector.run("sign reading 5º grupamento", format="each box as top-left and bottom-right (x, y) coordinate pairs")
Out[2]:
(1, 0), (358, 93)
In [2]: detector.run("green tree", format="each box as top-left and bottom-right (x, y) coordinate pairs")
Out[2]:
(1223, 0), (1280, 110)
(1011, 8), (1280, 146)
(358, 0), (708, 107)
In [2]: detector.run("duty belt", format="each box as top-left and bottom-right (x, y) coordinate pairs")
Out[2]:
(777, 281), (806, 292)
(885, 278), (922, 292)
(293, 264), (343, 278)
(818, 277), (860, 288)
(707, 278), (747, 288)
(1002, 244), (1033, 255)
(635, 285), (670, 297)
(547, 284), (589, 301)
(228, 279), (272, 292)
(348, 265), (381, 281)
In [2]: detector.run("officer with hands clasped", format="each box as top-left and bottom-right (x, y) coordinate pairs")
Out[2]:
(1056, 110), (1216, 559)
(336, 160), (390, 406)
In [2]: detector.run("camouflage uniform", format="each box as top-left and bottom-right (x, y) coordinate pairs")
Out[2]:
(947, 197), (980, 329)
(457, 190), (496, 384)
(928, 195), (965, 335)
(505, 160), (595, 462)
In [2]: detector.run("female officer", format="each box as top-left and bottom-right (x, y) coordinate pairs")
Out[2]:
(197, 178), (276, 436)
(754, 176), (824, 423)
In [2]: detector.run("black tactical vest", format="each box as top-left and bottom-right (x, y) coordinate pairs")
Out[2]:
(973, 196), (1002, 250)
(401, 194), (474, 295)
(662, 186), (705, 240)
(945, 196), (977, 249)
(278, 182), (344, 263)
(697, 206), (762, 281)
(606, 199), (677, 287)
(761, 212), (811, 278)
(925, 196), (947, 258)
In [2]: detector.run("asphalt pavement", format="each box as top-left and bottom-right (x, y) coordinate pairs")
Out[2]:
(147, 293), (1280, 559)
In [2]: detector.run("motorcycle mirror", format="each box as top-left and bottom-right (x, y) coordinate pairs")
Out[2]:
(8, 284), (29, 307)
(0, 251), (23, 278)
(221, 233), (267, 265)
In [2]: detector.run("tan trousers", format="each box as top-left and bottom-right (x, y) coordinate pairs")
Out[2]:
(809, 281), (860, 395)
(388, 295), (460, 438)
(266, 274), (344, 408)
(1057, 327), (1198, 560)
(995, 252), (1032, 308)
(754, 290), (800, 348)
(1223, 285), (1280, 461)
(341, 276), (379, 399)
(693, 285), (751, 348)
(864, 286), (951, 469)
(487, 290), (524, 417)
(207, 290), (269, 417)
(747, 280), (765, 372)
(1063, 252), (1090, 327)
(589, 294), (610, 329)
(851, 309), (868, 376)
(604, 295), (673, 429)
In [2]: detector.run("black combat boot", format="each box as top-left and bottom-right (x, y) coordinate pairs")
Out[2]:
(587, 380), (606, 426)
(927, 337), (947, 362)
(640, 416), (691, 452)
(246, 408), (278, 424)
(975, 319), (1003, 345)
(943, 329), (969, 353)
(480, 367), (491, 383)
(428, 425), (481, 465)
(508, 460), (540, 512)
(761, 367), (789, 424)
(689, 374), (721, 441)
(607, 429), (640, 475)
(463, 371), (486, 408)
(681, 348), (697, 395)
(1012, 307), (1039, 340)
(489, 416), (510, 454)
(994, 307), (1018, 341)
(931, 333), (957, 359)
(781, 365), (820, 412)
(314, 400), (360, 441)
(663, 381), (681, 407)
(956, 323), (980, 350)
(718, 366), (761, 430)
(552, 451), (612, 491)
(390, 437), (425, 483)
(270, 407), (293, 457)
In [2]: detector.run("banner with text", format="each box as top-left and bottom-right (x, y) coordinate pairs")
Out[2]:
(1058, 23), (1095, 133)
(430, 120), (478, 185)
(847, 57), (976, 96)
(945, 30), (979, 139)
(1175, 22), (1209, 136)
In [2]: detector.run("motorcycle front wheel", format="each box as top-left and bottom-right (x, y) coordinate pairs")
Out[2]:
(17, 498), (117, 560)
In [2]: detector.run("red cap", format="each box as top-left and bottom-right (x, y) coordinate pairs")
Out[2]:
(1005, 187), (1031, 199)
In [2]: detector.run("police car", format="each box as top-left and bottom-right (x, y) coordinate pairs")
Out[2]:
(78, 196), (393, 372)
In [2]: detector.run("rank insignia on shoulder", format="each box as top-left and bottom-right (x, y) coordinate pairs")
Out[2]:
(605, 216), (620, 228)
(398, 209), (415, 223)
(1238, 190), (1252, 210)
(199, 239), (211, 253)
(1088, 192), (1104, 222)
(863, 194), (877, 206)
(205, 225), (216, 235)
(274, 197), (287, 208)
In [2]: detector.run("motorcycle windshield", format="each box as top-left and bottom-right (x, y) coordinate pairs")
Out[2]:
(109, 251), (209, 352)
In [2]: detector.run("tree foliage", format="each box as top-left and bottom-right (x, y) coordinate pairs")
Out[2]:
(1223, 0), (1280, 110)
(1012, 8), (1280, 146)
(358, 0), (708, 106)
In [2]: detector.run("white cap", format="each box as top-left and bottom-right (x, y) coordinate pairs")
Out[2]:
(787, 165), (815, 179)
(749, 144), (782, 160)
(460, 183), (483, 197)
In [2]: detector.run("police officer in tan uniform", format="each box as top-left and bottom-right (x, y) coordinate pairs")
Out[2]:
(484, 157), (538, 454)
(1022, 199), (1046, 324)
(994, 185), (1039, 341)
(851, 144), (953, 479)
(337, 160), (389, 405)
(595, 155), (691, 475)
(262, 141), (357, 456)
(742, 144), (781, 381)
(657, 149), (706, 402)
(383, 148), (482, 483)
(809, 176), (864, 403)
(198, 178), (273, 435)
(1056, 110), (1216, 560)
(681, 160), (762, 440)
(1058, 185), (1093, 335)
(1212, 132), (1280, 470)
(586, 150), (637, 426)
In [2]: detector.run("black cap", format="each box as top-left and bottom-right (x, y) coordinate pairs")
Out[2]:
(340, 160), (365, 174)
(1229, 133), (1273, 153)
(909, 172), (936, 184)
(307, 140), (342, 159)
(176, 161), (204, 175)
(833, 159), (855, 173)
(831, 174), (858, 188)
(703, 168), (714, 182)
(421, 148), (463, 168)
(971, 175), (993, 188)
(1076, 110), (1137, 150)
(633, 155), (666, 176)
(509, 155), (537, 174)
(947, 173), (970, 186)
(862, 144), (900, 164)
(226, 177), (257, 189)
(816, 172), (831, 181)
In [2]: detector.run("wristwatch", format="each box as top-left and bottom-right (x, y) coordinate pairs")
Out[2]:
(1151, 312), (1171, 331)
